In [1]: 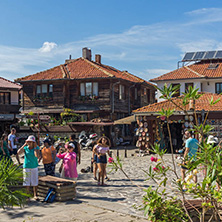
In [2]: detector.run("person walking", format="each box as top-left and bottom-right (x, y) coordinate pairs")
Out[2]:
(181, 130), (199, 185)
(39, 138), (56, 176)
(57, 142), (78, 181)
(17, 135), (40, 200)
(69, 134), (81, 165)
(0, 134), (12, 162)
(92, 136), (111, 186)
(8, 128), (20, 164)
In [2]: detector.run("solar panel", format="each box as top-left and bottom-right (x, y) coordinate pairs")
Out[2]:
(182, 52), (195, 61)
(193, 51), (205, 60)
(203, 51), (216, 59)
(215, 50), (222, 58)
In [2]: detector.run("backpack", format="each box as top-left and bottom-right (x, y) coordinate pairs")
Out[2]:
(43, 187), (56, 203)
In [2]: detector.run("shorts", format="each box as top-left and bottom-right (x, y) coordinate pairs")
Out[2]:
(96, 155), (107, 164)
(23, 167), (38, 186)
(93, 154), (97, 163)
(44, 162), (55, 176)
(10, 149), (18, 155)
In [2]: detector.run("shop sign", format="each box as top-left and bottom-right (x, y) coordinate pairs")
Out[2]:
(0, 114), (14, 121)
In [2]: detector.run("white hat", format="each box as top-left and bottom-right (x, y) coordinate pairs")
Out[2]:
(26, 135), (36, 143)
(68, 142), (75, 149)
(207, 135), (218, 144)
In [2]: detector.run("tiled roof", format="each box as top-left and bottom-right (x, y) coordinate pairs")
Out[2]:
(133, 93), (222, 113)
(16, 58), (155, 87)
(150, 61), (222, 82)
(0, 77), (22, 90)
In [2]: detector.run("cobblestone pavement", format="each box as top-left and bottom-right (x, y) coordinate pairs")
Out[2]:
(0, 147), (198, 222)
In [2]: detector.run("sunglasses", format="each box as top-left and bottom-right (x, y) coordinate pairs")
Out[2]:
(68, 146), (73, 149)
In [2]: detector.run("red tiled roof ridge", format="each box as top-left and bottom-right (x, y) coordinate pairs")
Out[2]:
(83, 58), (114, 78)
(184, 66), (205, 78)
(0, 76), (22, 89)
(60, 65), (68, 78)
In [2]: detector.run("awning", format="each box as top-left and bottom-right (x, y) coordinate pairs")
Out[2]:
(114, 115), (135, 125)
(22, 108), (64, 114)
(68, 122), (114, 126)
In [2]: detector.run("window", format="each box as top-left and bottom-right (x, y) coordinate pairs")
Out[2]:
(185, 83), (194, 92)
(36, 84), (53, 98)
(171, 83), (180, 97)
(0, 92), (10, 104)
(80, 82), (98, 96)
(216, 83), (222, 94)
(144, 88), (150, 103)
(119, 85), (125, 100)
(135, 88), (138, 100)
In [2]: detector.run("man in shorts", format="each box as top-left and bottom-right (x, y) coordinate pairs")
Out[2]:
(181, 130), (199, 183)
(8, 128), (20, 164)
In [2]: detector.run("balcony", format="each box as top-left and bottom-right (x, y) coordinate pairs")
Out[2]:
(0, 104), (20, 113)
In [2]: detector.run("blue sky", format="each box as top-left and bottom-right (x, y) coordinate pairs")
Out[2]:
(1, 0), (222, 81)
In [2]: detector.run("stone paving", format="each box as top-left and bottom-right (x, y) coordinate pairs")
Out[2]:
(0, 146), (197, 222)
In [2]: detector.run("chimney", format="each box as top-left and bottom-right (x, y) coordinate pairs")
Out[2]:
(95, 54), (101, 64)
(82, 47), (92, 61)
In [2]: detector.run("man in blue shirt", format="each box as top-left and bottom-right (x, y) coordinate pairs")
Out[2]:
(181, 130), (199, 183)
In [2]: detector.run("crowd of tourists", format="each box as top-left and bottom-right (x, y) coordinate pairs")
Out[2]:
(0, 128), (111, 200)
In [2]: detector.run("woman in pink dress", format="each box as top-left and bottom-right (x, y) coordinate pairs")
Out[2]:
(57, 142), (78, 181)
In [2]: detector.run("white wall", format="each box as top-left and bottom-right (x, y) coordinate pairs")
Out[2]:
(156, 79), (222, 102)
(156, 80), (202, 102)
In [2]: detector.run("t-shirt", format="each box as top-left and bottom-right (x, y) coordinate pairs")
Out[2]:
(96, 145), (109, 154)
(8, 134), (17, 149)
(185, 138), (199, 160)
(23, 145), (40, 169)
(41, 146), (56, 164)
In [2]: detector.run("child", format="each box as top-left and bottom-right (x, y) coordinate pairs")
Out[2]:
(57, 142), (78, 181)
(39, 138), (56, 176)
(0, 134), (12, 162)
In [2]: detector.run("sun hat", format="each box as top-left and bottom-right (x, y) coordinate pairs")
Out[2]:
(68, 142), (75, 149)
(26, 135), (36, 142)
(207, 135), (218, 144)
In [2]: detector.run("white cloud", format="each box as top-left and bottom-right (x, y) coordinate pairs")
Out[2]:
(39, 42), (57, 53)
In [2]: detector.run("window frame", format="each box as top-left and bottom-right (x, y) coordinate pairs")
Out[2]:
(171, 83), (180, 97)
(36, 84), (53, 98)
(119, 84), (125, 100)
(185, 83), (194, 93)
(80, 82), (99, 97)
(215, 83), (222, 94)
(0, 92), (11, 105)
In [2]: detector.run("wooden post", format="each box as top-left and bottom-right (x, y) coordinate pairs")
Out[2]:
(37, 113), (40, 146)
(124, 147), (127, 158)
(117, 148), (119, 158)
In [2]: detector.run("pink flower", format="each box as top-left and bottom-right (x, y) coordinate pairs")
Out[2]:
(108, 157), (114, 163)
(150, 156), (158, 162)
(162, 166), (165, 170)
(153, 167), (159, 171)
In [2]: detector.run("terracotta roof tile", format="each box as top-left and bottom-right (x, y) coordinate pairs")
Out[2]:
(15, 58), (155, 87)
(0, 77), (22, 89)
(150, 61), (222, 82)
(133, 93), (222, 113)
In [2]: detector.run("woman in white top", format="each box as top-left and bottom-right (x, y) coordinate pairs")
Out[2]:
(92, 136), (111, 186)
